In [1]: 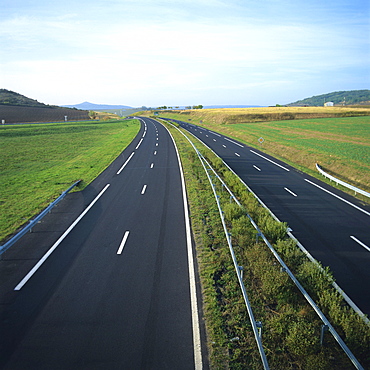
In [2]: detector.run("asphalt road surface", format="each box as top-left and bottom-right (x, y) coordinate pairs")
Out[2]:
(0, 117), (205, 369)
(166, 118), (370, 317)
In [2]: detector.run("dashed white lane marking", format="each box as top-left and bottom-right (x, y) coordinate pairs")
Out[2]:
(150, 163), (154, 169)
(117, 231), (130, 255)
(250, 150), (290, 171)
(284, 187), (297, 197)
(350, 236), (370, 252)
(235, 152), (240, 157)
(253, 165), (261, 171)
(141, 185), (147, 194)
(14, 184), (111, 290)
(225, 137), (244, 147)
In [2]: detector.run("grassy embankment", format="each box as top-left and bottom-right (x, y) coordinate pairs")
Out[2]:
(0, 119), (140, 242)
(141, 107), (370, 201)
(161, 118), (370, 369)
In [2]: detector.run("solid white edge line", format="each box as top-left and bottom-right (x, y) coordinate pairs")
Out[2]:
(350, 236), (370, 252)
(117, 231), (130, 254)
(117, 152), (135, 174)
(141, 184), (147, 194)
(284, 187), (297, 197)
(161, 122), (203, 369)
(14, 184), (111, 291)
(250, 150), (290, 171)
(305, 179), (370, 217)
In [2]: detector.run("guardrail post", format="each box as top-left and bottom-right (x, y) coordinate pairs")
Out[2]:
(320, 324), (329, 346)
(256, 232), (261, 243)
(238, 265), (244, 280)
(256, 321), (263, 339)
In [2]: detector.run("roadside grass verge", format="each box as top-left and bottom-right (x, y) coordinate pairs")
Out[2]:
(145, 110), (370, 201)
(0, 119), (140, 242)
(163, 119), (370, 369)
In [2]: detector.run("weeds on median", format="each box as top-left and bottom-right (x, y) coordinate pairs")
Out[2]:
(164, 120), (370, 369)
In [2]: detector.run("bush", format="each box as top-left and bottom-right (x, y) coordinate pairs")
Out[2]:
(257, 211), (287, 243)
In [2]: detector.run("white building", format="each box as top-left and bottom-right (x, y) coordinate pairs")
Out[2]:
(324, 101), (334, 107)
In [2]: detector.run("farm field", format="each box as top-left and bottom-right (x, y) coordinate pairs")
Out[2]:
(0, 104), (90, 124)
(0, 119), (140, 242)
(147, 108), (370, 196)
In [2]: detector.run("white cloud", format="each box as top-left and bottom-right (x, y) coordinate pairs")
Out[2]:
(1, 0), (368, 106)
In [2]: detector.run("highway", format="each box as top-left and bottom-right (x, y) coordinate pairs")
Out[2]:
(165, 118), (370, 317)
(0, 117), (205, 369)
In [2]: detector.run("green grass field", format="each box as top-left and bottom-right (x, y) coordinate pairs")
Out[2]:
(0, 119), (140, 241)
(149, 111), (370, 195)
(226, 116), (370, 171)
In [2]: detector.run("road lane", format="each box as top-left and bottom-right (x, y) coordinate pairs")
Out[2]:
(0, 117), (204, 369)
(167, 118), (370, 316)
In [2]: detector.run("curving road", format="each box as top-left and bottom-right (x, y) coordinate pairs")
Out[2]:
(166, 118), (370, 317)
(0, 117), (205, 369)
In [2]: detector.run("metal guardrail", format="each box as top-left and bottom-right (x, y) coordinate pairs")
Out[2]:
(171, 118), (370, 327)
(167, 121), (270, 369)
(200, 152), (364, 370)
(0, 180), (82, 255)
(199, 151), (270, 370)
(316, 163), (370, 198)
(163, 119), (365, 369)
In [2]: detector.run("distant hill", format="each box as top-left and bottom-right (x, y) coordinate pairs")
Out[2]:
(62, 102), (133, 110)
(0, 89), (49, 108)
(288, 90), (370, 106)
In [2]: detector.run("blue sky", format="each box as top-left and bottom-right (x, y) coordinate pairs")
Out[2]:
(1, 0), (369, 107)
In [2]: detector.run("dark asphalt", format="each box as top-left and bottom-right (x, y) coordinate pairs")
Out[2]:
(167, 118), (370, 317)
(0, 117), (205, 369)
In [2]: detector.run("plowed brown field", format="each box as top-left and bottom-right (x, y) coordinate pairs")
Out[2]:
(0, 105), (90, 124)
